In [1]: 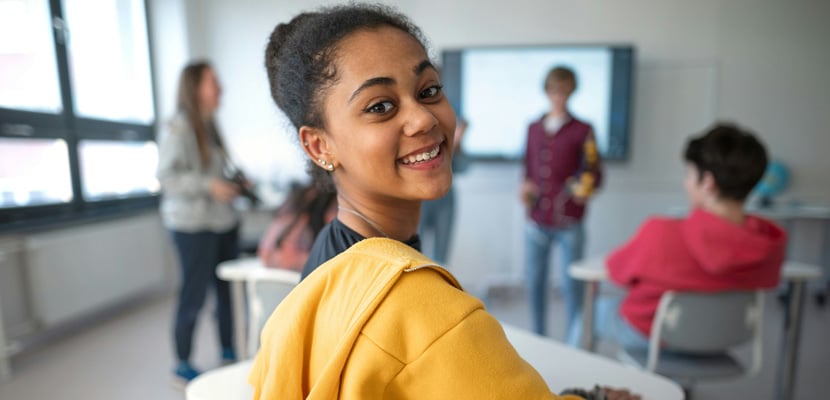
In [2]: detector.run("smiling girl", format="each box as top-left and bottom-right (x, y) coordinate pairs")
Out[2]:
(248, 4), (635, 400)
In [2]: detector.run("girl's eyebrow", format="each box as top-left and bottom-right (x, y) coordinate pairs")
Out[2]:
(349, 77), (395, 103)
(414, 59), (435, 75)
(348, 59), (436, 103)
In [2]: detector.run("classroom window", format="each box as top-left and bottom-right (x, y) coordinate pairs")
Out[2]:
(78, 139), (159, 201)
(0, 0), (62, 114)
(0, 0), (158, 228)
(0, 137), (73, 208)
(62, 0), (154, 124)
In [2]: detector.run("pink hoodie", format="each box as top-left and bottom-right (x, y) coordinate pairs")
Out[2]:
(606, 208), (787, 336)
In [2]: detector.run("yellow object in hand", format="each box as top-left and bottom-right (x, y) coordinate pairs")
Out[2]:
(570, 172), (596, 199)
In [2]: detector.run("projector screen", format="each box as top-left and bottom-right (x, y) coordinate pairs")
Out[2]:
(442, 46), (634, 160)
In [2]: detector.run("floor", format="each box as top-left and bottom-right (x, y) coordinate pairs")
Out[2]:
(0, 285), (828, 399)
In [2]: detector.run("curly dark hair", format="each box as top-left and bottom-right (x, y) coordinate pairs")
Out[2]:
(683, 123), (768, 201)
(264, 3), (429, 190)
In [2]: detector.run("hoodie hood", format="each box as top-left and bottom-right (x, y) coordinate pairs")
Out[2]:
(248, 237), (457, 400)
(682, 208), (787, 276)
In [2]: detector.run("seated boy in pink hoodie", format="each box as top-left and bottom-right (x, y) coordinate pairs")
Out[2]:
(581, 123), (787, 349)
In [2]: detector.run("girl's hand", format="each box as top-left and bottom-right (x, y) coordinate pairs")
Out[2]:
(210, 178), (240, 203)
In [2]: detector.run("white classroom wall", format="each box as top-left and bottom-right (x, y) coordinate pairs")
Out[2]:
(151, 0), (830, 288)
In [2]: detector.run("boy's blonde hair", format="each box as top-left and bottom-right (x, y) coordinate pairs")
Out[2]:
(544, 66), (577, 92)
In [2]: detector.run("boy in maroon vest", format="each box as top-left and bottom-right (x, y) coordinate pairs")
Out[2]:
(521, 66), (603, 339)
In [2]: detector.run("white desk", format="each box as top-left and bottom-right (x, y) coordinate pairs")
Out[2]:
(503, 324), (683, 399)
(747, 203), (830, 221)
(749, 203), (830, 301)
(186, 324), (683, 400)
(570, 257), (822, 400)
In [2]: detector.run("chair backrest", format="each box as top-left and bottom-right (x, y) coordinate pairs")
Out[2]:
(245, 268), (301, 357)
(647, 289), (765, 374)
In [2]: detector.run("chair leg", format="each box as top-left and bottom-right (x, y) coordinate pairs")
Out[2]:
(682, 385), (693, 400)
(673, 378), (694, 400)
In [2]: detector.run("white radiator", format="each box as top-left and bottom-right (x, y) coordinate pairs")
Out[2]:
(23, 213), (175, 327)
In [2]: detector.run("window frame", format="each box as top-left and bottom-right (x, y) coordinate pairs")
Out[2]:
(0, 0), (159, 232)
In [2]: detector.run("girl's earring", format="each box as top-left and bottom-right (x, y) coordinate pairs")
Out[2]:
(318, 159), (335, 171)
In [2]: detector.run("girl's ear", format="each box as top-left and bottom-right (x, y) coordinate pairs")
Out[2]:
(299, 126), (337, 172)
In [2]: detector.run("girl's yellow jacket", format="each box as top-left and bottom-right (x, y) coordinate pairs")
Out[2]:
(249, 237), (583, 400)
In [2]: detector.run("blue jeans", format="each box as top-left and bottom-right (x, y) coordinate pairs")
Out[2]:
(171, 226), (239, 362)
(419, 187), (456, 264)
(524, 221), (585, 336)
(567, 294), (649, 350)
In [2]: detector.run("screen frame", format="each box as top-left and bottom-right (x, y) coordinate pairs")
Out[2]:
(441, 44), (635, 162)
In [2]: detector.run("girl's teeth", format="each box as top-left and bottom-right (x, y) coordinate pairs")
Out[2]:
(402, 145), (440, 165)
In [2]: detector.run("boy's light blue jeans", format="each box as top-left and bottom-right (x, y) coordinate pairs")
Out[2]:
(419, 187), (456, 264)
(524, 221), (584, 337)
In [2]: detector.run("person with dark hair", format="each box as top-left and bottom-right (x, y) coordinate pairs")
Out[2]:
(576, 123), (786, 349)
(521, 65), (603, 341)
(682, 123), (769, 201)
(257, 179), (337, 271)
(418, 117), (470, 265)
(249, 4), (637, 399)
(156, 61), (243, 384)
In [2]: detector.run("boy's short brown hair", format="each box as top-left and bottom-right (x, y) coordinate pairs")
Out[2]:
(544, 66), (577, 92)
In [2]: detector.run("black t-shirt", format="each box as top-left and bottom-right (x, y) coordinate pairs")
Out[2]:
(300, 218), (421, 280)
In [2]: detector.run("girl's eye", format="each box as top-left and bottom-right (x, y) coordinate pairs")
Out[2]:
(419, 85), (443, 99)
(366, 101), (395, 114)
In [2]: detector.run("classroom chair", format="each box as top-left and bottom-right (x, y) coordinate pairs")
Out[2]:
(618, 290), (765, 399)
(188, 261), (300, 399)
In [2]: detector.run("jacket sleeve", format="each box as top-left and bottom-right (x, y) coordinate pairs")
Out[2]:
(156, 123), (212, 198)
(569, 127), (603, 197)
(585, 128), (603, 190)
(606, 219), (657, 286)
(386, 308), (584, 400)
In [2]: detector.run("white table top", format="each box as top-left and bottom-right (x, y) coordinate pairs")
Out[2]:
(186, 324), (683, 400)
(217, 257), (301, 284)
(186, 359), (253, 400)
(748, 203), (830, 220)
(668, 204), (830, 221)
(503, 324), (684, 399)
(569, 257), (823, 282)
